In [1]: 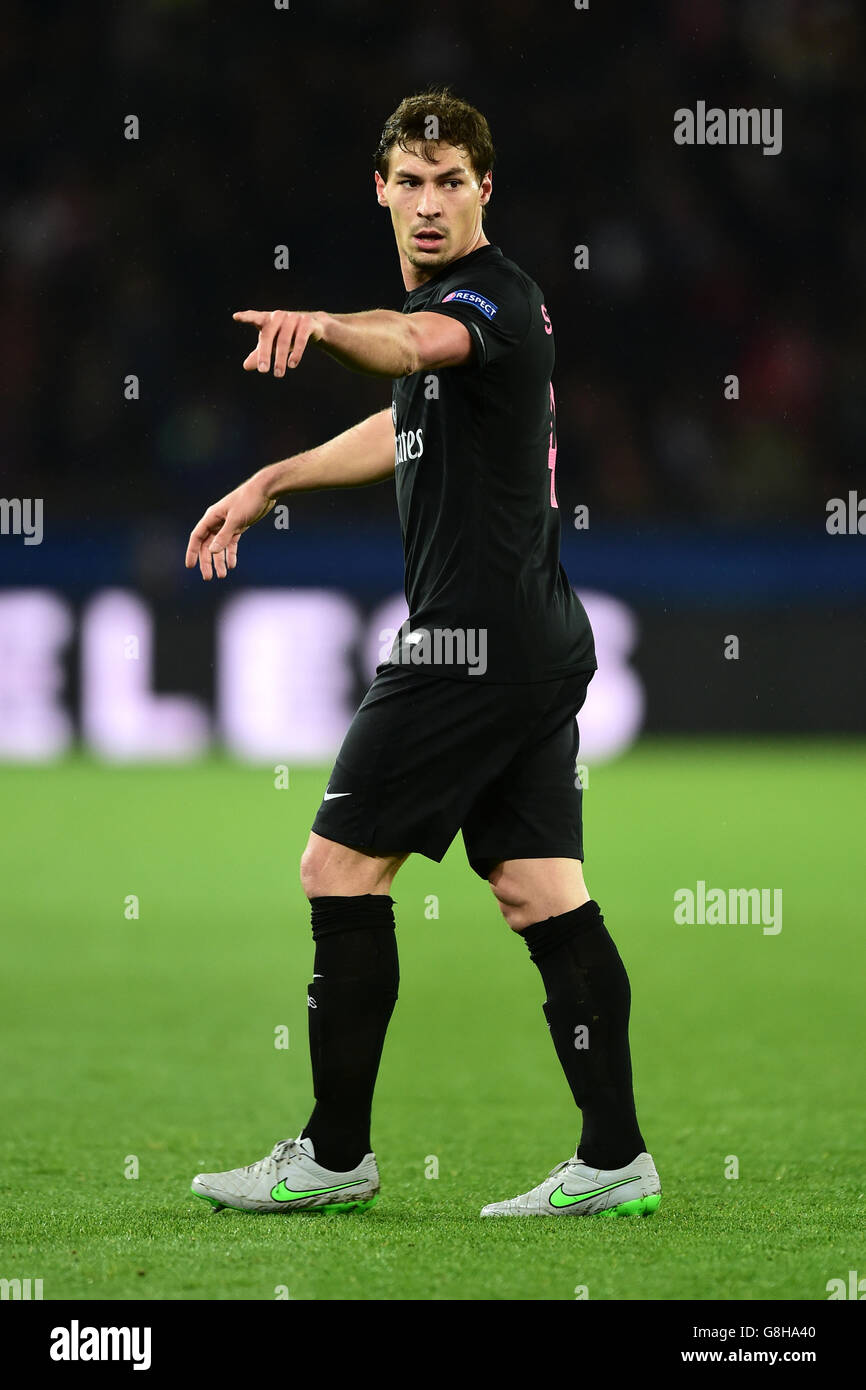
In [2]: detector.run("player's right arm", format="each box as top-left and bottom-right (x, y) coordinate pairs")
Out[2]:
(185, 407), (395, 580)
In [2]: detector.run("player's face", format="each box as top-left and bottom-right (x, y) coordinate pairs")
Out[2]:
(375, 141), (491, 278)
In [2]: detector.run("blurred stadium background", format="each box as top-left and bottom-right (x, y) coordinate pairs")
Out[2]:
(1, 0), (864, 1302)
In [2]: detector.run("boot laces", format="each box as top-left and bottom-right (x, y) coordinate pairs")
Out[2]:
(245, 1137), (302, 1177)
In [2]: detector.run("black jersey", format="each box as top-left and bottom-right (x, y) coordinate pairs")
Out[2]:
(389, 243), (596, 683)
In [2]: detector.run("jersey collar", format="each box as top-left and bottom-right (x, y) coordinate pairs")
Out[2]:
(405, 244), (502, 298)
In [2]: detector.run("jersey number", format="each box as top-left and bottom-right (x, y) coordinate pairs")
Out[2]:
(548, 381), (558, 509)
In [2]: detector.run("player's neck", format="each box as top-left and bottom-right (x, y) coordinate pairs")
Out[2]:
(400, 231), (490, 292)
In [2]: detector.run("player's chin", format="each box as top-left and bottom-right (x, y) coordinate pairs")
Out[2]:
(407, 244), (448, 268)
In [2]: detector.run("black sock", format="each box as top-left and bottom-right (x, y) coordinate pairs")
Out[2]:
(300, 894), (398, 1171)
(521, 900), (646, 1170)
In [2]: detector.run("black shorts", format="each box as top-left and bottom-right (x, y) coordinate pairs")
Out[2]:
(310, 663), (595, 880)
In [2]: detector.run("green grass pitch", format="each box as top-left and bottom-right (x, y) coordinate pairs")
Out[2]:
(1, 740), (863, 1301)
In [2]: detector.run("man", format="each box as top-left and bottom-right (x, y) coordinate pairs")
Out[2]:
(185, 88), (660, 1219)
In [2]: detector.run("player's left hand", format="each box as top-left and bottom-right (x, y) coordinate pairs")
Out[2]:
(233, 309), (326, 377)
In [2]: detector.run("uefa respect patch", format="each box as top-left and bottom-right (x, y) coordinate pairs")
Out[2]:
(440, 289), (499, 319)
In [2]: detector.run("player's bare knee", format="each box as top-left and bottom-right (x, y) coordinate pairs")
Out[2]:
(488, 873), (532, 932)
(299, 835), (349, 898)
(300, 835), (404, 899)
(299, 840), (327, 899)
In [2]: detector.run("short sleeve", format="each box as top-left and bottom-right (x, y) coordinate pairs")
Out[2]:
(422, 270), (532, 368)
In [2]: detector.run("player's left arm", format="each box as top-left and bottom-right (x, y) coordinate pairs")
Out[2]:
(233, 308), (472, 378)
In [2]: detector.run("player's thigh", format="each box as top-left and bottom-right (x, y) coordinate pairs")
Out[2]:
(463, 672), (591, 895)
(300, 831), (409, 898)
(488, 856), (590, 932)
(313, 664), (535, 870)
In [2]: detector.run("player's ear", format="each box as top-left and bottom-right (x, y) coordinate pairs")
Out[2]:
(374, 171), (389, 208)
(479, 170), (493, 206)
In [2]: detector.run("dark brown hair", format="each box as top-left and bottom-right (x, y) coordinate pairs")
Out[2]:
(375, 87), (495, 211)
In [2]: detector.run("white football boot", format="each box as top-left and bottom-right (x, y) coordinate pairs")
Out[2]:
(191, 1136), (379, 1213)
(481, 1150), (660, 1218)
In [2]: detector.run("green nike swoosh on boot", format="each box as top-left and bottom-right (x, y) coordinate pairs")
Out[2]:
(548, 1176), (636, 1208)
(270, 1177), (368, 1202)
